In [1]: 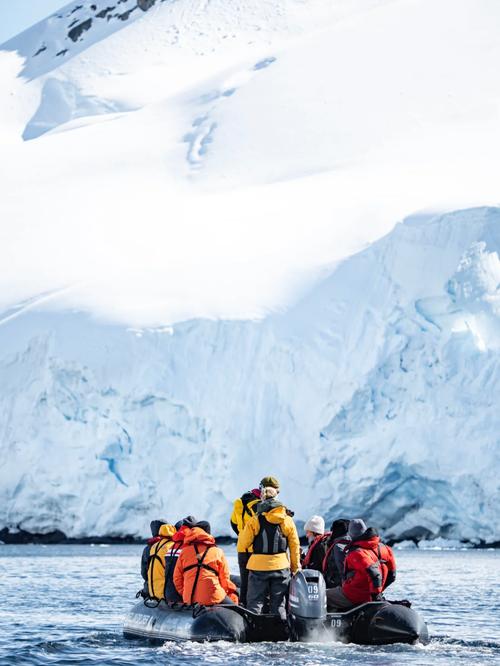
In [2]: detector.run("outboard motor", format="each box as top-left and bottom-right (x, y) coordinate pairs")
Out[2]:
(287, 569), (329, 641)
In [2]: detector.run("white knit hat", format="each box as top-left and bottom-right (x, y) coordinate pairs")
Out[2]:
(304, 515), (325, 535)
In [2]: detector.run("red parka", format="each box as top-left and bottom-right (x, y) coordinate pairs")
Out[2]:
(173, 527), (238, 605)
(342, 530), (396, 604)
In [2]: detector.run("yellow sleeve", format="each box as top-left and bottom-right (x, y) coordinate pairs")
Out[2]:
(237, 515), (258, 552)
(230, 498), (244, 533)
(284, 517), (301, 574)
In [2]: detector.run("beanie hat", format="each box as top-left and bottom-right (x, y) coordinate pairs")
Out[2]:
(150, 519), (167, 536)
(260, 476), (279, 489)
(181, 515), (198, 528)
(195, 520), (211, 534)
(304, 515), (325, 535)
(330, 518), (350, 539)
(348, 518), (367, 540)
(261, 486), (278, 500)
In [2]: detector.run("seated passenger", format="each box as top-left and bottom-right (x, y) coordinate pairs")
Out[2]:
(151, 515), (202, 602)
(173, 521), (238, 605)
(301, 515), (328, 572)
(322, 518), (351, 588)
(326, 519), (396, 610)
(140, 519), (167, 598)
(238, 484), (300, 620)
(145, 522), (177, 601)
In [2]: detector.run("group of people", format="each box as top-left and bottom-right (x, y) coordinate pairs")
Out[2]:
(139, 475), (397, 619)
(140, 516), (238, 606)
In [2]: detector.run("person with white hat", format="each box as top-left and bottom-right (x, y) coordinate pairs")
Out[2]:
(301, 515), (328, 572)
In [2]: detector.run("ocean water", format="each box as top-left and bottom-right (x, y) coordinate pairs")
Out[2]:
(0, 545), (498, 665)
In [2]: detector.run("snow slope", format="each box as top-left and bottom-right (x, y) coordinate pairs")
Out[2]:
(1, 207), (499, 543)
(0, 1), (499, 542)
(1, 0), (500, 324)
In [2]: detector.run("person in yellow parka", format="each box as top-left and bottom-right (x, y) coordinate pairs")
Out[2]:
(237, 482), (300, 619)
(230, 484), (262, 607)
(147, 523), (178, 601)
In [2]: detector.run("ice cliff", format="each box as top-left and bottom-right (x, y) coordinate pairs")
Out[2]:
(1, 207), (499, 544)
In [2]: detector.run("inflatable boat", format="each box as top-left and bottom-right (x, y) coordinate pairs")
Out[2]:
(123, 569), (429, 645)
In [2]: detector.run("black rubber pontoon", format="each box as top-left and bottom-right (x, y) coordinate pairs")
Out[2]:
(123, 569), (429, 645)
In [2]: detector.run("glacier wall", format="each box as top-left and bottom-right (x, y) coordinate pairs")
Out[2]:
(1, 207), (499, 543)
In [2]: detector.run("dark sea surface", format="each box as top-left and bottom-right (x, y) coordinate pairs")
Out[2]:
(0, 545), (498, 665)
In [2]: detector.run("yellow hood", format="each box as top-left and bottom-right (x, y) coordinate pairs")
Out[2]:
(159, 523), (176, 538)
(262, 505), (287, 524)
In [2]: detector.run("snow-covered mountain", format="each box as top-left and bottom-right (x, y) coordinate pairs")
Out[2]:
(1, 1), (499, 543)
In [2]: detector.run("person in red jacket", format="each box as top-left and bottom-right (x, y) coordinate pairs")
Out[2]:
(173, 520), (238, 606)
(301, 515), (329, 572)
(326, 519), (396, 610)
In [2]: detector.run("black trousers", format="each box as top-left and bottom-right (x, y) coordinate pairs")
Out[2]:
(238, 552), (251, 607)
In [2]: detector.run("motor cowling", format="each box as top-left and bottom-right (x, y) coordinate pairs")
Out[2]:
(288, 569), (328, 641)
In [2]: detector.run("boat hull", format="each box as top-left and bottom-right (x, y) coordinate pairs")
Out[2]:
(123, 599), (429, 645)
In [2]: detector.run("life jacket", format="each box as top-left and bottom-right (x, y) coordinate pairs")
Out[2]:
(322, 535), (351, 587)
(231, 491), (261, 535)
(241, 492), (260, 521)
(146, 524), (176, 600)
(342, 530), (396, 604)
(183, 543), (219, 604)
(174, 527), (238, 605)
(302, 532), (330, 570)
(253, 514), (288, 555)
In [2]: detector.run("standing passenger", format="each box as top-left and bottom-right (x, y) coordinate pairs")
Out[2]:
(238, 482), (300, 619)
(230, 486), (261, 606)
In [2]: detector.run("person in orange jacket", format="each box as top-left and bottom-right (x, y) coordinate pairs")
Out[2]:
(326, 519), (396, 610)
(173, 520), (238, 606)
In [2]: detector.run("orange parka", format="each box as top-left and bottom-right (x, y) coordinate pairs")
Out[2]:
(173, 527), (238, 605)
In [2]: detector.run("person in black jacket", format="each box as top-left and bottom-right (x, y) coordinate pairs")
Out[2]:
(322, 518), (351, 588)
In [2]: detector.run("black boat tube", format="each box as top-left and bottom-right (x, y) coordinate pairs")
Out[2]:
(123, 600), (247, 642)
(327, 601), (430, 645)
